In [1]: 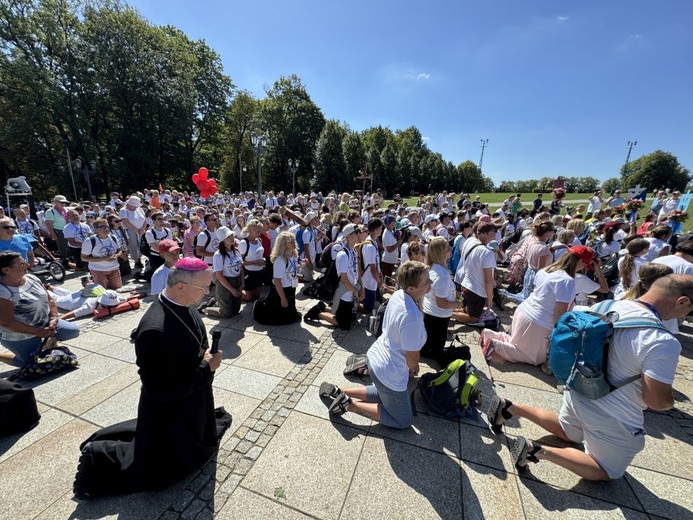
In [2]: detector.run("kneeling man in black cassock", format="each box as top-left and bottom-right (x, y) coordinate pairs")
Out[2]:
(73, 257), (232, 498)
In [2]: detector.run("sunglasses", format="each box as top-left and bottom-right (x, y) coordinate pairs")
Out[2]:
(113, 219), (121, 223)
(2, 225), (17, 230)
(86, 216), (95, 219)
(96, 225), (109, 229)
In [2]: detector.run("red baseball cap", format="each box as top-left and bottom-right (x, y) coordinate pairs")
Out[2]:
(158, 239), (181, 254)
(568, 245), (596, 269)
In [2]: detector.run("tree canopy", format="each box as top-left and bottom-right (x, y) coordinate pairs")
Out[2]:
(1, 1), (688, 200)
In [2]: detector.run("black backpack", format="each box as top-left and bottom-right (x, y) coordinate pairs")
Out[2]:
(192, 229), (212, 259)
(411, 359), (480, 418)
(599, 252), (620, 287)
(500, 229), (523, 252)
(368, 299), (389, 337)
(0, 380), (41, 437)
(140, 227), (167, 257)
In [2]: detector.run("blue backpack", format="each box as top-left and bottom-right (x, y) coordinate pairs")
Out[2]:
(548, 300), (668, 399)
(449, 234), (464, 273)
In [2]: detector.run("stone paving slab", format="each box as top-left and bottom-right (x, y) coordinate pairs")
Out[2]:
(2, 271), (693, 519)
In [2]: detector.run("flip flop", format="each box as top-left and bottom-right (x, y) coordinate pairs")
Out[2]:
(319, 382), (340, 398)
(343, 355), (368, 376)
(487, 396), (513, 434)
(511, 436), (541, 468)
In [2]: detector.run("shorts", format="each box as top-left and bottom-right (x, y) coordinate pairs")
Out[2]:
(558, 391), (646, 479)
(462, 288), (485, 319)
(335, 299), (354, 330)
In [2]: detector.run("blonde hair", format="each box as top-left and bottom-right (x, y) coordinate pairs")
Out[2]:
(271, 231), (298, 263)
(425, 237), (450, 268)
(243, 218), (263, 235)
(621, 264), (674, 300)
(566, 218), (585, 235)
(398, 260), (428, 289)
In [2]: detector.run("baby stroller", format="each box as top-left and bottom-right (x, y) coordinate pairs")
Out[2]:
(28, 235), (66, 282)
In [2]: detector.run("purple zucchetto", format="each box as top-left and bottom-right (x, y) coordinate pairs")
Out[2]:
(175, 257), (209, 271)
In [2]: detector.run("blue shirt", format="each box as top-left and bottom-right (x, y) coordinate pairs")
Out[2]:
(0, 234), (33, 261)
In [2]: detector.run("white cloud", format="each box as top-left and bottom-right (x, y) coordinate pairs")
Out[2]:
(557, 16), (569, 22)
(617, 34), (643, 52)
(416, 73), (431, 80)
(422, 136), (431, 141)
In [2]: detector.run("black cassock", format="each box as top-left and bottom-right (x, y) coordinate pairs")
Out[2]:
(73, 295), (232, 498)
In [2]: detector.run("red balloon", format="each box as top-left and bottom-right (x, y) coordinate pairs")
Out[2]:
(197, 179), (210, 191)
(192, 173), (200, 183)
(208, 179), (217, 187)
(210, 186), (218, 195)
(198, 167), (209, 180)
(201, 190), (211, 199)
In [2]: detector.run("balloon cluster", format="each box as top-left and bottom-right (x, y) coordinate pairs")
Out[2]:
(192, 167), (218, 199)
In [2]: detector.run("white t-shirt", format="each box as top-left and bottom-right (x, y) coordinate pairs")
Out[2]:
(212, 250), (242, 278)
(455, 237), (481, 284)
(361, 237), (380, 291)
(587, 196), (602, 213)
(422, 263), (455, 318)
(381, 229), (398, 264)
(574, 273), (601, 306)
(51, 289), (98, 318)
(273, 256), (299, 288)
(644, 237), (670, 262)
(145, 226), (173, 257)
(302, 227), (317, 263)
(367, 290), (427, 391)
(119, 208), (146, 230)
(63, 222), (91, 245)
(150, 265), (170, 296)
(461, 242), (496, 297)
(652, 254), (693, 275)
(238, 238), (265, 271)
(81, 235), (120, 272)
(520, 269), (575, 330)
(550, 241), (570, 262)
(268, 227), (281, 249)
(335, 247), (358, 302)
(197, 229), (220, 265)
(590, 300), (680, 429)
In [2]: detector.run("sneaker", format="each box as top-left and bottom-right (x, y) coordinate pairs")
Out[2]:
(134, 260), (143, 269)
(319, 382), (340, 398)
(328, 391), (351, 415)
(304, 303), (322, 322)
(540, 362), (553, 375)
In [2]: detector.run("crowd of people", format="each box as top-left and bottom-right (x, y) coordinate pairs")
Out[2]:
(0, 185), (689, 492)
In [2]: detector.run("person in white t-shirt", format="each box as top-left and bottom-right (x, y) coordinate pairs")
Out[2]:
(360, 218), (383, 313)
(453, 222), (498, 325)
(643, 225), (672, 261)
(119, 196), (147, 268)
(81, 218), (122, 290)
(482, 246), (607, 367)
(380, 216), (400, 276)
(318, 261), (430, 429)
(150, 239), (181, 297)
(488, 274), (692, 481)
(420, 237), (459, 364)
(612, 238), (650, 300)
(254, 231), (301, 325)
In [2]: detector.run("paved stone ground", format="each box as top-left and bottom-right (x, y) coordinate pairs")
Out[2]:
(1, 270), (692, 520)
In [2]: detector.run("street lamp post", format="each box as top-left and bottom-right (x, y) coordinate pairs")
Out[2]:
(74, 157), (97, 200)
(479, 139), (489, 172)
(238, 157), (247, 194)
(251, 132), (268, 196)
(288, 158), (299, 195)
(623, 140), (637, 175)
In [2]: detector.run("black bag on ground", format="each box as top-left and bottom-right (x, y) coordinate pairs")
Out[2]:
(302, 274), (337, 301)
(411, 359), (480, 419)
(0, 379), (41, 437)
(118, 256), (132, 276)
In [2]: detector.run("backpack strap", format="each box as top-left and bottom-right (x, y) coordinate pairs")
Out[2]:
(241, 237), (250, 261)
(463, 243), (483, 262)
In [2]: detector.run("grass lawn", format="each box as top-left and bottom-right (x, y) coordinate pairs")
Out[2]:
(399, 193), (693, 233)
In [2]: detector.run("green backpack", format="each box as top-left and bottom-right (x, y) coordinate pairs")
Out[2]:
(412, 359), (480, 418)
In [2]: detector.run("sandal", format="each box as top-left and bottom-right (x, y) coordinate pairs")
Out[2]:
(344, 355), (368, 376)
(319, 382), (341, 398)
(511, 436), (541, 468)
(487, 396), (513, 434)
(328, 391), (351, 415)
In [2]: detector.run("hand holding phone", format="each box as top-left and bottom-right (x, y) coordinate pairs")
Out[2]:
(210, 330), (221, 354)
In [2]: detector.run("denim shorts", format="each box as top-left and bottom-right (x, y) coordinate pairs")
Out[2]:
(1, 319), (80, 367)
(365, 362), (412, 430)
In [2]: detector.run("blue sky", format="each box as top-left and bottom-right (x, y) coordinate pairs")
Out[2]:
(129, 0), (692, 187)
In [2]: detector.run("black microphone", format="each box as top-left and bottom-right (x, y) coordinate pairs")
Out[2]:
(210, 330), (221, 354)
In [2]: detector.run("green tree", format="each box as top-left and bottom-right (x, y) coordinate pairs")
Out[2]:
(259, 74), (325, 193)
(221, 91), (258, 192)
(601, 177), (621, 195)
(313, 119), (346, 193)
(622, 150), (691, 192)
(342, 131), (365, 192)
(457, 160), (486, 192)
